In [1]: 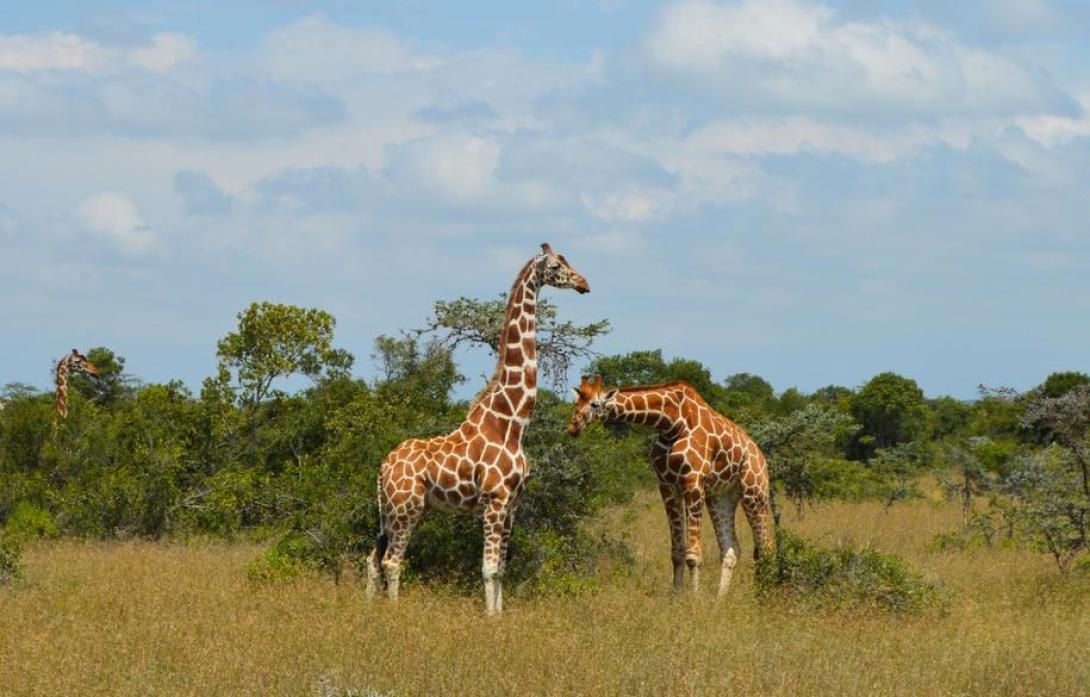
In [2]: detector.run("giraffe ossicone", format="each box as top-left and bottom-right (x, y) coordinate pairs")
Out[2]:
(366, 243), (590, 614)
(569, 374), (774, 597)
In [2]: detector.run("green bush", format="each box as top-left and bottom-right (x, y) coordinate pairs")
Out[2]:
(246, 532), (317, 583)
(809, 458), (884, 501)
(3, 502), (59, 543)
(755, 529), (948, 612)
(0, 533), (22, 584)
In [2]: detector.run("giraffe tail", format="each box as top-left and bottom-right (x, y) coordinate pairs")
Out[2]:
(373, 476), (389, 565)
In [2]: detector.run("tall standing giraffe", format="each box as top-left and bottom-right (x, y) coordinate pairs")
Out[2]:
(54, 349), (100, 420)
(366, 243), (590, 614)
(569, 375), (774, 597)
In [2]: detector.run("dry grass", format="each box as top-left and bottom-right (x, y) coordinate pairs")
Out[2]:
(3, 493), (1089, 697)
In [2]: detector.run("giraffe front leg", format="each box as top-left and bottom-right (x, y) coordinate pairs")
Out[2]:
(481, 498), (508, 615)
(493, 505), (519, 614)
(657, 482), (686, 593)
(709, 491), (741, 599)
(681, 480), (705, 593)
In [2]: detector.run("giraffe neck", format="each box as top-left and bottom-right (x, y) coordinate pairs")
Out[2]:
(469, 256), (541, 432)
(605, 384), (691, 438)
(496, 258), (539, 393)
(55, 358), (70, 419)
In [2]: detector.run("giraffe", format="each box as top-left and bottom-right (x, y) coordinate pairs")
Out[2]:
(365, 243), (590, 614)
(568, 375), (774, 597)
(54, 349), (100, 420)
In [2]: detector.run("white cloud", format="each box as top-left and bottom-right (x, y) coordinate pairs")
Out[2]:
(575, 230), (648, 256)
(984, 0), (1060, 31)
(643, 0), (1072, 117)
(1018, 92), (1090, 147)
(130, 33), (198, 73)
(0, 32), (102, 73)
(0, 30), (197, 74)
(580, 186), (673, 222)
(75, 191), (155, 255)
(259, 14), (438, 83)
(685, 117), (991, 162)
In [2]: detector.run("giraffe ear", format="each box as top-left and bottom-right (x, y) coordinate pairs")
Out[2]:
(540, 243), (553, 255)
(603, 389), (618, 401)
(571, 387), (582, 400)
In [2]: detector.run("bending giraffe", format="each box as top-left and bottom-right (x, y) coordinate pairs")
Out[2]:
(366, 243), (590, 614)
(569, 375), (774, 597)
(54, 349), (100, 419)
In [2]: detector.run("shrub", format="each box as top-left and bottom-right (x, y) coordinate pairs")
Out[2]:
(0, 533), (22, 584)
(3, 501), (59, 543)
(246, 532), (317, 583)
(755, 529), (948, 612)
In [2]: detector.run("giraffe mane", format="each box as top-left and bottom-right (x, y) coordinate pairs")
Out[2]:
(465, 254), (541, 417)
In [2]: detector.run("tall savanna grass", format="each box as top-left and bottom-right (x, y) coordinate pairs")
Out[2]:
(3, 494), (1089, 696)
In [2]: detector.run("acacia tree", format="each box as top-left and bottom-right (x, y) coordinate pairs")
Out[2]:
(750, 403), (858, 522)
(216, 302), (354, 409)
(416, 295), (610, 389)
(1022, 384), (1090, 496)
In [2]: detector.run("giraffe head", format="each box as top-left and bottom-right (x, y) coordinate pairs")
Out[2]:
(568, 374), (617, 436)
(537, 243), (590, 294)
(65, 348), (100, 377)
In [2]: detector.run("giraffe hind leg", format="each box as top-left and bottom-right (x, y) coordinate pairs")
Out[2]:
(709, 490), (741, 599)
(365, 530), (388, 599)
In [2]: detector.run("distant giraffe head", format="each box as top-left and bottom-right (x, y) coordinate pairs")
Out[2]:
(537, 243), (590, 294)
(568, 374), (617, 436)
(55, 348), (100, 419)
(64, 349), (100, 378)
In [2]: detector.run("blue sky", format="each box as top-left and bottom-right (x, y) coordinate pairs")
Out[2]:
(2, 0), (1089, 399)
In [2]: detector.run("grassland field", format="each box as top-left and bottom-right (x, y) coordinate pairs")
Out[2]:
(3, 490), (1089, 697)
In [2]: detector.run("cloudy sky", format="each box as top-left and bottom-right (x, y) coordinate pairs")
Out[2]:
(2, 0), (1089, 398)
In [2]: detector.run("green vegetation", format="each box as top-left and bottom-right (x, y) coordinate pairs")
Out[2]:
(756, 528), (947, 612)
(1, 297), (1088, 599)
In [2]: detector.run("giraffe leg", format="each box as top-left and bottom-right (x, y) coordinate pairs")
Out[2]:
(364, 545), (385, 599)
(657, 482), (686, 593)
(494, 504), (518, 614)
(709, 491), (741, 599)
(481, 496), (509, 615)
(380, 500), (424, 601)
(741, 486), (775, 561)
(681, 479), (705, 593)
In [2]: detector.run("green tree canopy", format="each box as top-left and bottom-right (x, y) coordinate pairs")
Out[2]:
(1037, 371), (1090, 399)
(418, 295), (609, 388)
(587, 350), (717, 397)
(850, 372), (928, 455)
(69, 346), (133, 409)
(216, 302), (354, 408)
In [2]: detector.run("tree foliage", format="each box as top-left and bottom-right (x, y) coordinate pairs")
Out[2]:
(418, 295), (610, 388)
(850, 372), (928, 456)
(216, 302), (353, 408)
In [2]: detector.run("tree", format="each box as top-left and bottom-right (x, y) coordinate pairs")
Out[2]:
(1037, 371), (1090, 399)
(418, 295), (609, 388)
(588, 350), (718, 399)
(216, 302), (354, 408)
(929, 396), (973, 440)
(850, 372), (928, 456)
(371, 335), (463, 416)
(749, 403), (859, 520)
(1022, 384), (1090, 496)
